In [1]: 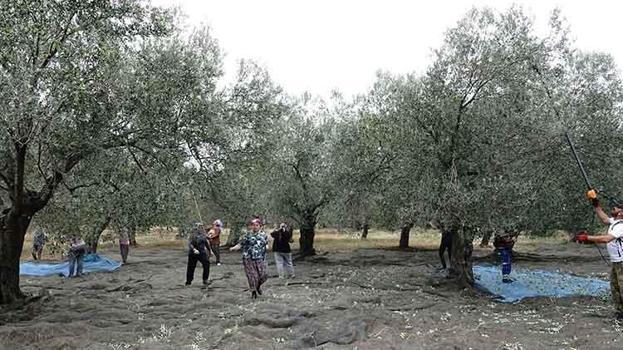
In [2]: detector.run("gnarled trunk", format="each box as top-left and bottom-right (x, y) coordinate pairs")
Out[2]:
(399, 222), (414, 249)
(0, 211), (31, 304)
(87, 216), (111, 253)
(449, 227), (474, 286)
(299, 213), (317, 257)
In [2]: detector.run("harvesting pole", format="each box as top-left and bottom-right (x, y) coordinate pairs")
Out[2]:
(564, 132), (592, 190)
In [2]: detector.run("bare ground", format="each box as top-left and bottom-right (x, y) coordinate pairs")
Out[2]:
(1, 242), (622, 350)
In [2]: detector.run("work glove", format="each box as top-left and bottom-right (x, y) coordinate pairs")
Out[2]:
(574, 231), (589, 243)
(586, 190), (600, 207)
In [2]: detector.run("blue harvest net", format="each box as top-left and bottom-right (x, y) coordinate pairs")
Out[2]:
(474, 264), (610, 303)
(20, 254), (121, 277)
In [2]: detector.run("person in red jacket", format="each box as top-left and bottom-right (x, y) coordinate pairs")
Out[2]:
(208, 219), (222, 265)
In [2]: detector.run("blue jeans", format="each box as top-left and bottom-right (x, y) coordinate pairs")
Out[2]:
(68, 253), (84, 277)
(499, 248), (512, 277)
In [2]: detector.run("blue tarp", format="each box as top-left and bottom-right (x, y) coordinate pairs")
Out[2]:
(20, 254), (121, 277)
(474, 264), (610, 303)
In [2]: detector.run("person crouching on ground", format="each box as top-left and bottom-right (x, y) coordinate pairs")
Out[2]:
(31, 227), (47, 260)
(208, 219), (223, 266)
(186, 222), (211, 287)
(68, 236), (87, 278)
(575, 190), (623, 320)
(230, 218), (269, 299)
(493, 230), (518, 283)
(271, 222), (295, 279)
(119, 227), (131, 264)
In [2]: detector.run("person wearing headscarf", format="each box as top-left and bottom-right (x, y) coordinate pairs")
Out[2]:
(208, 219), (223, 265)
(230, 218), (269, 299)
(185, 222), (211, 287)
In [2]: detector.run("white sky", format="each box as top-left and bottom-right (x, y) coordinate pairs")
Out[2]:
(151, 0), (623, 98)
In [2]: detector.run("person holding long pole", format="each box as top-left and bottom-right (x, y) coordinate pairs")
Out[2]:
(575, 191), (623, 320)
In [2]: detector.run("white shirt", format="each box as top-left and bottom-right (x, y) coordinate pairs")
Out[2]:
(606, 218), (623, 263)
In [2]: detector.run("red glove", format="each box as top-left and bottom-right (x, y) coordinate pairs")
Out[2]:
(575, 232), (589, 243)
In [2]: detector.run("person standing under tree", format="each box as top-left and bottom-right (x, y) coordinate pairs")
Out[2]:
(493, 229), (518, 283)
(271, 222), (295, 279)
(575, 190), (623, 320)
(230, 218), (269, 299)
(119, 227), (131, 264)
(438, 229), (452, 270)
(68, 236), (87, 278)
(185, 223), (211, 287)
(31, 227), (47, 260)
(208, 219), (223, 265)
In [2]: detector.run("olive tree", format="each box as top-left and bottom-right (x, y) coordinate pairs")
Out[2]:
(0, 0), (190, 303)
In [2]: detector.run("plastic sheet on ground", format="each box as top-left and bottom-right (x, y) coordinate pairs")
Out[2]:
(474, 264), (610, 303)
(20, 254), (121, 277)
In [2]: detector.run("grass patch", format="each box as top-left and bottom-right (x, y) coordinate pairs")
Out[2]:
(20, 226), (572, 260)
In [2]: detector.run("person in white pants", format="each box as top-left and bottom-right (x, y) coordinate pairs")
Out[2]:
(270, 223), (295, 279)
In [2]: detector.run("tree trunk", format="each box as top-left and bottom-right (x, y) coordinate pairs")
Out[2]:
(361, 223), (369, 240)
(299, 214), (317, 256)
(361, 214), (370, 240)
(480, 230), (493, 247)
(449, 227), (474, 287)
(0, 212), (31, 304)
(399, 222), (414, 249)
(130, 227), (137, 247)
(87, 216), (111, 254)
(225, 220), (246, 247)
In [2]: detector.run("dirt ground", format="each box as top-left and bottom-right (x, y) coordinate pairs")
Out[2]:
(1, 240), (622, 350)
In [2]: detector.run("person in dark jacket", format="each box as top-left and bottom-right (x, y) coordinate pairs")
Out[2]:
(31, 227), (47, 260)
(185, 223), (211, 286)
(439, 229), (452, 270)
(271, 222), (295, 279)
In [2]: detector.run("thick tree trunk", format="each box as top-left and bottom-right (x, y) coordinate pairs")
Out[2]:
(399, 222), (414, 249)
(0, 212), (31, 304)
(299, 215), (317, 257)
(449, 227), (474, 287)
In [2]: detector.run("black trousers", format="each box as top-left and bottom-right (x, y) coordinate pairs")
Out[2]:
(439, 230), (453, 269)
(186, 252), (210, 284)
